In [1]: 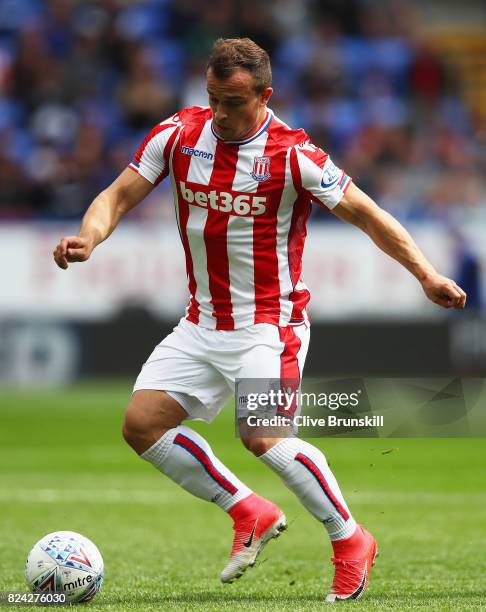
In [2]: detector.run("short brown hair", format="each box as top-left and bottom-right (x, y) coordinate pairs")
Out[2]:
(207, 38), (272, 92)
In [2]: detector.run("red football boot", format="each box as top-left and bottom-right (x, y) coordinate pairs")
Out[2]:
(221, 493), (287, 583)
(325, 524), (378, 601)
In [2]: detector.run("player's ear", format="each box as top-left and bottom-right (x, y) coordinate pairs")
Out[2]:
(260, 87), (273, 106)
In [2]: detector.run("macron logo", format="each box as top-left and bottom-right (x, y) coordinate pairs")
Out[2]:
(181, 146), (214, 160)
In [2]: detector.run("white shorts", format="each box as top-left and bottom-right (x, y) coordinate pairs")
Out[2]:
(133, 318), (310, 423)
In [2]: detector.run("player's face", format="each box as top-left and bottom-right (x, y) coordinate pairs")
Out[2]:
(207, 68), (273, 142)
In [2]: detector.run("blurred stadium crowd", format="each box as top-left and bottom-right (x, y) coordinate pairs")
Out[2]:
(0, 0), (485, 223)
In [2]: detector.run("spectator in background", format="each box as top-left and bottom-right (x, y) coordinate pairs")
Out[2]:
(0, 0), (485, 226)
(119, 46), (176, 130)
(452, 229), (482, 312)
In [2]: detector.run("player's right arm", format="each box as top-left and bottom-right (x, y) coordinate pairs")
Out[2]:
(53, 168), (154, 269)
(52, 109), (185, 270)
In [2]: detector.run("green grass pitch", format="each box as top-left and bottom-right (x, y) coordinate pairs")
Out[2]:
(1, 382), (485, 611)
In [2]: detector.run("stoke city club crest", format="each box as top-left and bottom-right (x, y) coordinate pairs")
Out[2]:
(251, 156), (271, 182)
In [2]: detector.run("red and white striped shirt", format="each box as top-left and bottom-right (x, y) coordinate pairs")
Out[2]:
(129, 106), (352, 330)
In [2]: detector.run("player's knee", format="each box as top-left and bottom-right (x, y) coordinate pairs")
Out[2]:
(122, 399), (171, 455)
(241, 436), (276, 457)
(122, 402), (153, 450)
(122, 391), (187, 454)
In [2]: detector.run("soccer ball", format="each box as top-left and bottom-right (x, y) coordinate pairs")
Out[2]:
(25, 531), (104, 603)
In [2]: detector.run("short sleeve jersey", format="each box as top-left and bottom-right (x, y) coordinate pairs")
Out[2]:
(129, 106), (352, 330)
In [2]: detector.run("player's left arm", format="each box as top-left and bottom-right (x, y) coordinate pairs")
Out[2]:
(331, 182), (467, 309)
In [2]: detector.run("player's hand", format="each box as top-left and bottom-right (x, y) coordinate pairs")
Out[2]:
(421, 273), (467, 309)
(53, 235), (94, 270)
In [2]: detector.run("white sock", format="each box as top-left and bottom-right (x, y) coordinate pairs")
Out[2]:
(259, 438), (356, 540)
(141, 425), (252, 511)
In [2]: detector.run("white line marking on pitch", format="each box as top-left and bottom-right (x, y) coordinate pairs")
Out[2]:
(0, 489), (173, 504)
(0, 489), (484, 504)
